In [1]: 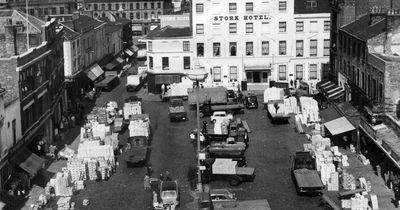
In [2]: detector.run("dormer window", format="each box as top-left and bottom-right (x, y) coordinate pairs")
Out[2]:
(306, 0), (317, 8)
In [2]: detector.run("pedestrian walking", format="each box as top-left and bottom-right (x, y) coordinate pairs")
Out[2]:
(159, 173), (164, 182)
(202, 120), (208, 134)
(146, 163), (153, 176)
(165, 171), (171, 181)
(144, 174), (150, 190)
(394, 183), (400, 207)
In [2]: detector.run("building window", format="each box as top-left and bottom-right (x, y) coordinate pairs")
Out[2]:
(130, 13), (134, 19)
(151, 2), (154, 9)
(162, 57), (169, 70)
(324, 21), (330, 32)
(310, 21), (317, 32)
(148, 41), (152, 51)
(246, 2), (253, 11)
(246, 42), (253, 56)
(296, 40), (303, 57)
(296, 21), (304, 32)
(309, 64), (317, 79)
(157, 2), (161, 8)
(213, 43), (221, 56)
(296, 65), (303, 80)
(60, 7), (64, 14)
(197, 43), (204, 57)
(144, 12), (148, 19)
(278, 65), (287, 80)
(184, 57), (190, 69)
(230, 66), (238, 81)
(93, 4), (98, 10)
(144, 2), (147, 9)
(136, 3), (140, 9)
(246, 23), (253, 33)
(229, 3), (237, 12)
(136, 12), (140, 19)
(306, 0), (317, 8)
(115, 4), (119, 10)
(149, 56), (153, 69)
(183, 41), (190, 51)
(196, 3), (204, 13)
(130, 3), (133, 9)
(213, 67), (221, 82)
(310, 40), (317, 56)
(262, 41), (269, 55)
(324, 39), (330, 56)
(279, 1), (287, 11)
(279, 22), (286, 32)
(108, 3), (112, 10)
(122, 3), (126, 9)
(229, 23), (237, 33)
(279, 41), (286, 55)
(230, 42), (237, 56)
(196, 24), (204, 34)
(51, 7), (56, 14)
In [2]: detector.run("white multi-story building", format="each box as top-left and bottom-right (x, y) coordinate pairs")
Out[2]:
(192, 0), (331, 92)
(143, 14), (192, 93)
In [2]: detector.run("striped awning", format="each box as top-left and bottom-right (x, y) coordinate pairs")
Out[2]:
(317, 81), (344, 101)
(86, 64), (104, 81)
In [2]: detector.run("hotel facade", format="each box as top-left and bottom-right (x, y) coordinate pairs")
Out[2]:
(191, 0), (331, 92)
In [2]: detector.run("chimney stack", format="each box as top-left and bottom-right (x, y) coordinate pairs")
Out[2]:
(4, 19), (18, 56)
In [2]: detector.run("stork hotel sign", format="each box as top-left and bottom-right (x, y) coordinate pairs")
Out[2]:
(213, 14), (272, 21)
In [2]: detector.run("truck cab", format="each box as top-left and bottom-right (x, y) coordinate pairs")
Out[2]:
(211, 111), (233, 124)
(168, 98), (187, 122)
(291, 151), (324, 195)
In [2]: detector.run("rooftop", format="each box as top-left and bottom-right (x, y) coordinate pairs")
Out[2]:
(62, 15), (104, 33)
(84, 0), (160, 3)
(341, 14), (386, 40)
(62, 25), (80, 41)
(145, 26), (191, 39)
(294, 0), (331, 14)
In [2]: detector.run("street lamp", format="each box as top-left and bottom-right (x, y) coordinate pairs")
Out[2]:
(187, 70), (208, 192)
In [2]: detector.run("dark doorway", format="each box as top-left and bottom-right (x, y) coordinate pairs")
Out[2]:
(253, 72), (261, 83)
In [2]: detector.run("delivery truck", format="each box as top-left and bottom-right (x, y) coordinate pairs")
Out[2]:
(168, 98), (187, 122)
(291, 151), (325, 195)
(202, 158), (255, 186)
(198, 190), (271, 210)
(126, 74), (144, 92)
(95, 75), (120, 91)
(263, 87), (290, 123)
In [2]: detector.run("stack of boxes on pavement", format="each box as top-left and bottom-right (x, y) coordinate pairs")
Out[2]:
(295, 99), (379, 210)
(56, 197), (72, 210)
(283, 96), (299, 115)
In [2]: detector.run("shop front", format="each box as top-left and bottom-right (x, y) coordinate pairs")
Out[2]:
(65, 70), (90, 113)
(147, 73), (182, 94)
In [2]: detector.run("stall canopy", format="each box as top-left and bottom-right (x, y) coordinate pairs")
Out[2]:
(86, 64), (104, 81)
(11, 148), (45, 177)
(115, 57), (124, 64)
(324, 117), (355, 136)
(131, 45), (139, 52)
(318, 81), (345, 100)
(105, 62), (117, 71)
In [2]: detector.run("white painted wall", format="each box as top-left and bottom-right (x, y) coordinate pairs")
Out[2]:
(0, 101), (22, 158)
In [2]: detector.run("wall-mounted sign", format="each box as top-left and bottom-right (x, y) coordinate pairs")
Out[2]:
(214, 14), (272, 21)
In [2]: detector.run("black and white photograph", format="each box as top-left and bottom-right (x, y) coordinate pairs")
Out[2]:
(0, 0), (400, 209)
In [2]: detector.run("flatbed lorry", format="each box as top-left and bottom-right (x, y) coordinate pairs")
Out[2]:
(291, 151), (324, 195)
(263, 87), (290, 123)
(124, 136), (149, 166)
(202, 158), (255, 186)
(168, 98), (187, 122)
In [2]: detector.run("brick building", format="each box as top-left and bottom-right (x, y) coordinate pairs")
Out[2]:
(7, 0), (78, 20)
(0, 10), (65, 191)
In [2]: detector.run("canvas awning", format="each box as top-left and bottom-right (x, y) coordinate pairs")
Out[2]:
(115, 57), (124, 64)
(86, 64), (104, 81)
(318, 81), (345, 100)
(131, 45), (139, 52)
(324, 117), (355, 136)
(125, 49), (134, 56)
(11, 148), (45, 177)
(155, 74), (181, 85)
(105, 62), (117, 71)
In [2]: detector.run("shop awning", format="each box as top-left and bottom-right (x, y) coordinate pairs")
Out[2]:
(11, 148), (45, 177)
(131, 45), (139, 52)
(86, 64), (104, 81)
(324, 117), (355, 136)
(155, 74), (181, 85)
(244, 65), (271, 71)
(318, 81), (344, 100)
(105, 62), (117, 71)
(115, 57), (124, 64)
(125, 49), (134, 56)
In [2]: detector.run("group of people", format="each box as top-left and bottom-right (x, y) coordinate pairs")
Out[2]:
(143, 170), (172, 191)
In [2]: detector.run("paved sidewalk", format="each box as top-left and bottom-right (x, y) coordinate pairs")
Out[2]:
(320, 104), (395, 210)
(20, 125), (82, 210)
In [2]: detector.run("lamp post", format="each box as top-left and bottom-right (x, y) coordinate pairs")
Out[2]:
(187, 70), (208, 192)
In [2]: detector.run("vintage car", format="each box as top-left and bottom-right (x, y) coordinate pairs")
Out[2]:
(244, 94), (258, 109)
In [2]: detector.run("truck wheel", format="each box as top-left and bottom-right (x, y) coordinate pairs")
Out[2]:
(228, 176), (241, 186)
